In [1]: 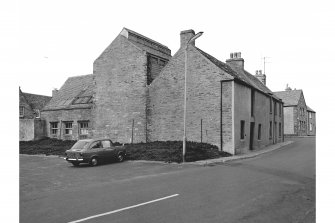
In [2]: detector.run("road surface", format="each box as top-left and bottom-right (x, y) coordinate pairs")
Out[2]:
(20, 137), (315, 223)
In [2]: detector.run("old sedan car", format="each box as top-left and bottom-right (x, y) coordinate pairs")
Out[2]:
(65, 139), (126, 166)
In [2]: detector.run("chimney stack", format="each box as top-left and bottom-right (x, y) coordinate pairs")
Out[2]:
(226, 52), (244, 70)
(285, 84), (292, 91)
(255, 69), (266, 85)
(180, 29), (195, 49)
(52, 88), (58, 97)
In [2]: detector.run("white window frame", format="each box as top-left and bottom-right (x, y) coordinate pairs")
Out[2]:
(20, 106), (24, 117)
(64, 122), (73, 135)
(50, 122), (58, 135)
(78, 121), (89, 135)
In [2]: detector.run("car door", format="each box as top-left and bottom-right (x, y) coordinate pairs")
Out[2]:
(101, 140), (115, 160)
(89, 141), (104, 159)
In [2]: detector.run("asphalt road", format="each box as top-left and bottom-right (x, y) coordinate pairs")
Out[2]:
(20, 137), (315, 223)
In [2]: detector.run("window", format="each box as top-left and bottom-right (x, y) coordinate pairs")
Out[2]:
(20, 106), (24, 117)
(101, 140), (111, 148)
(240, 120), (245, 140)
(64, 122), (73, 135)
(269, 99), (272, 114)
(274, 102), (277, 116)
(279, 104), (282, 116)
(279, 123), (282, 137)
(35, 109), (40, 118)
(79, 121), (89, 135)
(91, 141), (102, 149)
(258, 124), (262, 140)
(310, 123), (313, 131)
(309, 112), (312, 119)
(269, 121), (272, 139)
(50, 122), (58, 135)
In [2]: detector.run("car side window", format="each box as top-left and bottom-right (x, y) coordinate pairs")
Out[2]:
(91, 142), (102, 149)
(102, 140), (111, 148)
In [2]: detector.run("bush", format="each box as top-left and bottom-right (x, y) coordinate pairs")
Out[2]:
(20, 139), (232, 162)
(19, 138), (76, 156)
(125, 141), (231, 163)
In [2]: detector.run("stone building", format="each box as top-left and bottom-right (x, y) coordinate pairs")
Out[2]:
(42, 74), (95, 140)
(307, 106), (316, 136)
(42, 28), (284, 155)
(148, 30), (284, 154)
(274, 87), (315, 136)
(19, 88), (51, 141)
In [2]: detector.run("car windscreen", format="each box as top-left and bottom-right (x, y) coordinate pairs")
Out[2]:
(70, 141), (90, 151)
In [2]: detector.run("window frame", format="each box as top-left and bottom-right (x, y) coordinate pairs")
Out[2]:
(50, 122), (59, 135)
(64, 122), (73, 135)
(78, 121), (89, 136)
(19, 106), (24, 117)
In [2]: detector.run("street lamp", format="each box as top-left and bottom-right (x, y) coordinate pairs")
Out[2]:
(183, 31), (204, 163)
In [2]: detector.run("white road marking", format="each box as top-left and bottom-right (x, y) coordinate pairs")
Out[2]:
(68, 194), (179, 223)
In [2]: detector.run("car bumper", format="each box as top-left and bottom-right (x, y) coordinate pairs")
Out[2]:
(64, 157), (87, 163)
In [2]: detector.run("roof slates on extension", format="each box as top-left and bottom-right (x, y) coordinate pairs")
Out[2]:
(43, 74), (95, 110)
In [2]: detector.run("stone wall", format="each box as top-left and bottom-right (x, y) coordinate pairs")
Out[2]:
(92, 35), (148, 143)
(147, 46), (232, 151)
(41, 108), (92, 140)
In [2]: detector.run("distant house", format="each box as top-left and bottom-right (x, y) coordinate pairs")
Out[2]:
(274, 88), (315, 136)
(307, 106), (316, 136)
(41, 74), (95, 140)
(41, 28), (284, 155)
(19, 88), (51, 141)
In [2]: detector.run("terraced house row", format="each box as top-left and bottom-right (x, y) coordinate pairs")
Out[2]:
(41, 28), (285, 155)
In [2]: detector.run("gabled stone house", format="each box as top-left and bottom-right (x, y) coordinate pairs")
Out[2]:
(274, 88), (315, 136)
(148, 30), (284, 154)
(19, 88), (51, 141)
(307, 106), (316, 136)
(42, 28), (284, 155)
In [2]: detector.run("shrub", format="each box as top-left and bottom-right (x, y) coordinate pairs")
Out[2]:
(20, 139), (232, 162)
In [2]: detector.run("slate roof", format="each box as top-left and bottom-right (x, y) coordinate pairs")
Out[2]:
(307, 105), (315, 112)
(273, 90), (303, 106)
(20, 89), (52, 110)
(43, 74), (95, 110)
(195, 47), (281, 101)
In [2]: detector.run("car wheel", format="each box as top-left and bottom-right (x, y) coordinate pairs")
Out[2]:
(72, 162), (80, 167)
(90, 157), (98, 166)
(117, 153), (125, 162)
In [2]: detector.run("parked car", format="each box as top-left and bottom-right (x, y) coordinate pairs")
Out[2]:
(65, 138), (126, 166)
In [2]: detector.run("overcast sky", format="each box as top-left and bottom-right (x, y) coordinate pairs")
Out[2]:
(2, 0), (335, 220)
(3, 0), (332, 111)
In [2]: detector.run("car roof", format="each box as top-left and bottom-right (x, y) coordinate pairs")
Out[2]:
(77, 138), (111, 143)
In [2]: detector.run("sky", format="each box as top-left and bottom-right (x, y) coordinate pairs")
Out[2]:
(2, 0), (335, 220)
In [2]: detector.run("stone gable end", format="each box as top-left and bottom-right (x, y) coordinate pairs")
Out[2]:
(147, 45), (233, 150)
(92, 34), (148, 143)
